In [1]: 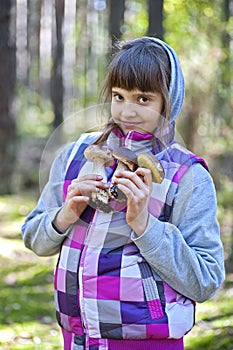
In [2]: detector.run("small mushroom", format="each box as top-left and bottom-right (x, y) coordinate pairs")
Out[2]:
(112, 148), (138, 172)
(84, 144), (114, 212)
(137, 153), (165, 183)
(109, 148), (137, 201)
(109, 150), (165, 202)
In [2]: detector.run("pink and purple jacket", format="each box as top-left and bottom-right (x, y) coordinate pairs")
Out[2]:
(54, 127), (209, 349)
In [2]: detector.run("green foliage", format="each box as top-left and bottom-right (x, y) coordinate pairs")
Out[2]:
(164, 0), (226, 46)
(217, 176), (233, 210)
(0, 194), (35, 223)
(164, 0), (233, 122)
(0, 256), (62, 349)
(16, 84), (54, 139)
(185, 282), (233, 350)
(0, 194), (62, 349)
(122, 0), (148, 39)
(0, 259), (54, 325)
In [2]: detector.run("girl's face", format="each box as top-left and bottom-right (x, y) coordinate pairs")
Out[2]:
(111, 87), (163, 135)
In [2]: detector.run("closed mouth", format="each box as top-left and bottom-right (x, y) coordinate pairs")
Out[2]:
(121, 121), (141, 126)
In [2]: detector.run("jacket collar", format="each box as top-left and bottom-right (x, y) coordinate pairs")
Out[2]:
(106, 124), (175, 156)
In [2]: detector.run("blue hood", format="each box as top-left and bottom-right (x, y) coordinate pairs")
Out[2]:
(148, 37), (185, 123)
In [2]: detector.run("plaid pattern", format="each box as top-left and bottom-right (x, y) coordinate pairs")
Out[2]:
(54, 130), (207, 349)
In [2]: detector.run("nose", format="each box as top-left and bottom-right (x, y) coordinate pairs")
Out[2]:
(121, 102), (137, 117)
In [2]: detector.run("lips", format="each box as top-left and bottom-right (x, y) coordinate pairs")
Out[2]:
(121, 121), (141, 128)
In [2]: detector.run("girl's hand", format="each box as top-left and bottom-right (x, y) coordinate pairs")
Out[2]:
(53, 174), (107, 233)
(113, 168), (152, 236)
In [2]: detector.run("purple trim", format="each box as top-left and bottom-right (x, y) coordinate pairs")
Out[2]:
(108, 338), (184, 350)
(111, 126), (175, 153)
(62, 328), (74, 350)
(63, 180), (72, 201)
(126, 130), (153, 141)
(172, 165), (189, 184)
(190, 154), (209, 171)
(62, 330), (184, 349)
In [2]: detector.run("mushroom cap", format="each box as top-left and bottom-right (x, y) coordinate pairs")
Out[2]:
(112, 148), (138, 171)
(137, 153), (165, 183)
(84, 144), (114, 166)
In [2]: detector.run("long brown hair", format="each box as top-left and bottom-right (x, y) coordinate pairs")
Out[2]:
(94, 37), (171, 145)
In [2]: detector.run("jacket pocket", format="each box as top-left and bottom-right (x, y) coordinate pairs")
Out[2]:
(138, 262), (165, 320)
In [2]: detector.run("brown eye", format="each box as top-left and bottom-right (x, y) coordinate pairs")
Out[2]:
(113, 94), (123, 101)
(139, 96), (149, 104)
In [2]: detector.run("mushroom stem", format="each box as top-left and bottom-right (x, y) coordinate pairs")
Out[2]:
(84, 145), (114, 212)
(92, 161), (108, 182)
(109, 148), (138, 201)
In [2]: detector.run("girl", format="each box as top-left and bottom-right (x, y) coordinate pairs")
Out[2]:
(22, 37), (225, 350)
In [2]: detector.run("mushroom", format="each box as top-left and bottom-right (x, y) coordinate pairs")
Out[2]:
(109, 148), (137, 201)
(112, 148), (138, 172)
(137, 153), (165, 183)
(84, 144), (114, 212)
(109, 150), (165, 202)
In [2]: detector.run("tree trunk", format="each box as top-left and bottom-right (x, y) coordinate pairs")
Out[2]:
(51, 0), (65, 129)
(75, 0), (88, 108)
(178, 91), (199, 153)
(27, 0), (41, 90)
(147, 0), (164, 39)
(0, 0), (16, 194)
(219, 0), (233, 273)
(108, 0), (125, 49)
(216, 0), (232, 126)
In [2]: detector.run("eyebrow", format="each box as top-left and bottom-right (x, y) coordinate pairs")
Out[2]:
(111, 90), (158, 98)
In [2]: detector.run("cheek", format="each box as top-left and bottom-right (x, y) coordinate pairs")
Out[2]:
(148, 112), (161, 131)
(111, 103), (120, 119)
(154, 99), (163, 115)
(154, 115), (161, 128)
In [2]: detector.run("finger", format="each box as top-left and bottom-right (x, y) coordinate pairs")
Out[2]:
(75, 174), (103, 182)
(67, 195), (89, 213)
(114, 171), (147, 190)
(71, 195), (89, 203)
(135, 167), (152, 186)
(115, 183), (135, 201)
(68, 179), (108, 197)
(115, 178), (150, 201)
(62, 195), (89, 220)
(114, 171), (152, 204)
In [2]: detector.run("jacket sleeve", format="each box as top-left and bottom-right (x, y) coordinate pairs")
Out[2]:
(21, 143), (75, 256)
(131, 163), (225, 303)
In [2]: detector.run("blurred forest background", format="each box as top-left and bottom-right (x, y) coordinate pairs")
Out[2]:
(0, 0), (232, 349)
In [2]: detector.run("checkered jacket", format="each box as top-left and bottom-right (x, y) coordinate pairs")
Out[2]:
(54, 130), (207, 345)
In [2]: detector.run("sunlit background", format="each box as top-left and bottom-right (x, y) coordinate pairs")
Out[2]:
(0, 0), (232, 349)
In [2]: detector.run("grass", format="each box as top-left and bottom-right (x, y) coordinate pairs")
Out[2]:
(0, 193), (232, 349)
(184, 282), (233, 349)
(0, 194), (62, 349)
